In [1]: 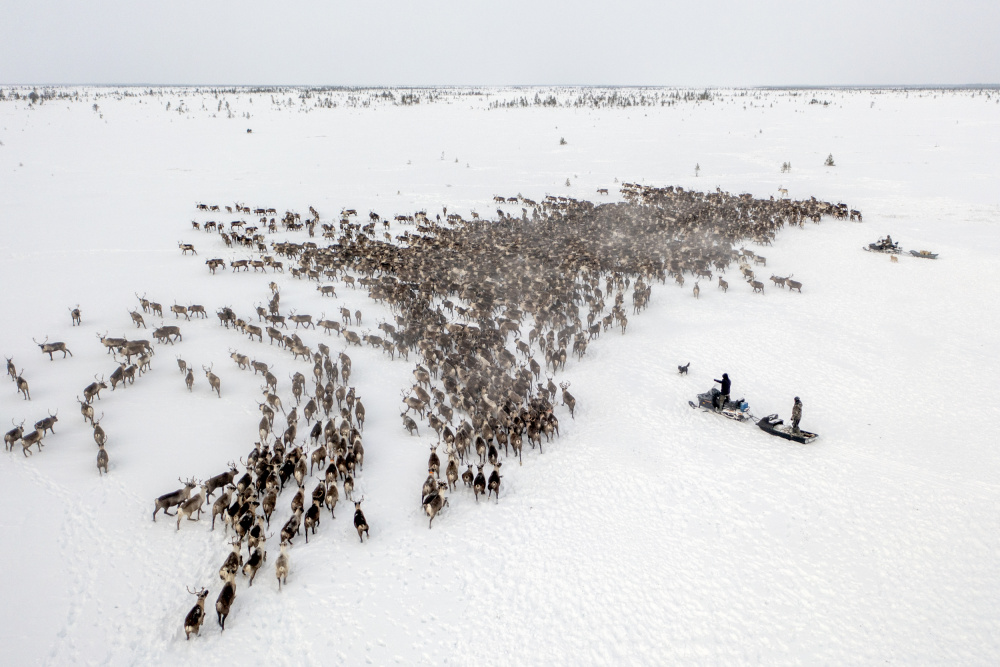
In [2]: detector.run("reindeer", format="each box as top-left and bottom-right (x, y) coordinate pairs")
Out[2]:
(171, 303), (190, 320)
(129, 309), (146, 328)
(275, 542), (290, 590)
(16, 374), (30, 400)
(423, 482), (449, 528)
(750, 279), (765, 294)
(153, 325), (182, 344)
(69, 305), (81, 326)
(243, 546), (267, 586)
(33, 337), (72, 360)
(303, 498), (322, 543)
(216, 570), (236, 630)
(178, 242), (197, 255)
(560, 382), (576, 419)
(428, 445), (441, 479)
(82, 375), (106, 404)
(230, 350), (250, 370)
(96, 442), (109, 475)
(4, 420), (24, 452)
(203, 365), (221, 397)
(402, 392), (427, 419)
(34, 409), (58, 436)
(204, 463), (239, 499)
(288, 310), (315, 329)
(769, 274), (786, 289)
(487, 463), (503, 502)
(473, 465), (486, 502)
(176, 486), (205, 530)
(183, 587), (210, 640)
(153, 478), (198, 520)
(211, 486), (234, 530)
(185, 367), (195, 392)
(97, 332), (126, 356)
(19, 427), (44, 456)
(220, 539), (243, 580)
(786, 276), (803, 292)
(263, 390), (284, 415)
(353, 500), (370, 542)
(693, 282), (700, 299)
(92, 413), (107, 448)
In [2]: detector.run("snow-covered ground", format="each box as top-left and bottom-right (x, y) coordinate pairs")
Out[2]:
(1, 87), (998, 665)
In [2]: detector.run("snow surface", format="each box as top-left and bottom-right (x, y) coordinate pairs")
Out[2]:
(1, 87), (999, 665)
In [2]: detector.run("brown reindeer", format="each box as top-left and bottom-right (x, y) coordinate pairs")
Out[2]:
(34, 337), (72, 360)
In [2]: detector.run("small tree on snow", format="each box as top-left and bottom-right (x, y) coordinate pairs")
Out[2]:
(824, 154), (836, 167)
(695, 163), (700, 177)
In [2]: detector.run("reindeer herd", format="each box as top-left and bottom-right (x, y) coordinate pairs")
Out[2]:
(4, 183), (854, 640)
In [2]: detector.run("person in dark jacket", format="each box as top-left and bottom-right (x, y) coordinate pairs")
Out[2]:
(713, 373), (731, 411)
(790, 396), (802, 433)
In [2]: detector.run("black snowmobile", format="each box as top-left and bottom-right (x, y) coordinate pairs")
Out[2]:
(756, 414), (818, 444)
(864, 239), (902, 254)
(689, 387), (753, 422)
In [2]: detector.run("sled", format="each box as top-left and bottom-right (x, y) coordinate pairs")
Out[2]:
(689, 387), (753, 423)
(756, 414), (818, 444)
(908, 250), (938, 259)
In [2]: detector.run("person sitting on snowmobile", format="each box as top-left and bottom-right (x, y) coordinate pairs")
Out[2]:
(713, 373), (731, 412)
(790, 396), (802, 433)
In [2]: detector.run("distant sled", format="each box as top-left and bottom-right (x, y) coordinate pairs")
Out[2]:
(908, 250), (938, 259)
(689, 387), (753, 422)
(756, 414), (818, 444)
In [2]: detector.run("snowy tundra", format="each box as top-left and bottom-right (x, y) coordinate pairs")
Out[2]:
(0, 87), (998, 665)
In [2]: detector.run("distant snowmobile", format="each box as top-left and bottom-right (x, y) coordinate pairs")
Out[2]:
(864, 239), (902, 254)
(689, 387), (752, 422)
(756, 414), (818, 444)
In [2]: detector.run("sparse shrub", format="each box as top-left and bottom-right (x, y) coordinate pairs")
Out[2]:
(559, 137), (567, 145)
(695, 163), (700, 177)
(824, 154), (835, 167)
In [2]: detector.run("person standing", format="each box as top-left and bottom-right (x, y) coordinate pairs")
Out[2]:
(791, 396), (803, 433)
(713, 373), (731, 411)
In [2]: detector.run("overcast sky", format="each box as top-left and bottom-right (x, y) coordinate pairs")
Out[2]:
(4, 0), (998, 86)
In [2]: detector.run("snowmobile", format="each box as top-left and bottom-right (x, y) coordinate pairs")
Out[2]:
(756, 414), (818, 444)
(908, 249), (938, 259)
(864, 239), (902, 254)
(689, 387), (753, 422)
